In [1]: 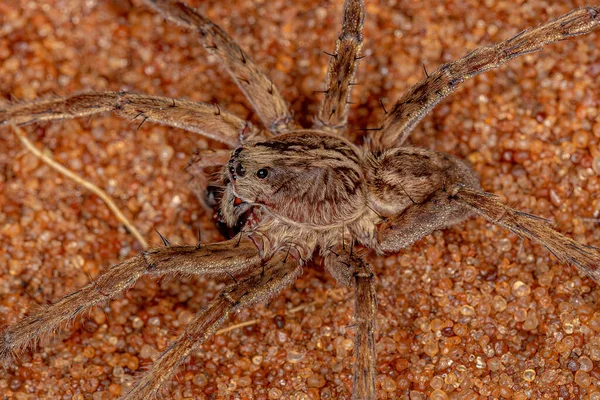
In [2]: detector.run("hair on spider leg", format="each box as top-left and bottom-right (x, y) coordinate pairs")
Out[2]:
(155, 230), (172, 247)
(398, 182), (417, 204)
(131, 110), (145, 121)
(196, 230), (202, 249)
(237, 47), (246, 64)
(358, 126), (382, 132)
(282, 244), (295, 263)
(322, 50), (338, 59)
(236, 75), (251, 85)
(422, 62), (430, 78)
(378, 98), (388, 114)
(225, 271), (238, 284)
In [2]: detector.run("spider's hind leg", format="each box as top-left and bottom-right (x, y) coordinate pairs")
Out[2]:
(324, 249), (376, 400)
(455, 188), (600, 283)
(122, 251), (302, 400)
(0, 236), (260, 365)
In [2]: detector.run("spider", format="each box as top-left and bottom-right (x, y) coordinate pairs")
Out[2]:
(1, 0), (600, 399)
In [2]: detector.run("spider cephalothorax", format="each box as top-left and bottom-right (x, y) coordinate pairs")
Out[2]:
(1, 1), (599, 399)
(223, 131), (366, 228)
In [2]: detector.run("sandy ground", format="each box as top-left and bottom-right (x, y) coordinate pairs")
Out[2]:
(1, 0), (600, 399)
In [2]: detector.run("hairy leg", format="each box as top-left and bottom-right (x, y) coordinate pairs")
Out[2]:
(352, 259), (376, 400)
(0, 236), (260, 363)
(187, 149), (232, 172)
(379, 184), (600, 282)
(315, 0), (364, 135)
(370, 7), (600, 150)
(1, 92), (258, 147)
(186, 149), (231, 209)
(324, 249), (376, 400)
(454, 188), (600, 283)
(123, 251), (302, 400)
(145, 0), (296, 134)
(376, 190), (472, 254)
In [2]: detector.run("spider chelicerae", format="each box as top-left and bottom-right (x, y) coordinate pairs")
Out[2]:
(1, 1), (600, 399)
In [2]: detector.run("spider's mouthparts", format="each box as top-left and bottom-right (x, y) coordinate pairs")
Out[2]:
(234, 197), (244, 206)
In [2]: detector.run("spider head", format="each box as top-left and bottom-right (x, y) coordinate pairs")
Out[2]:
(221, 131), (367, 228)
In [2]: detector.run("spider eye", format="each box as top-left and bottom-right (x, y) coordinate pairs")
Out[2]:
(256, 168), (268, 179)
(235, 163), (246, 177)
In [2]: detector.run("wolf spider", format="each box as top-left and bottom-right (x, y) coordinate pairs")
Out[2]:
(1, 0), (600, 398)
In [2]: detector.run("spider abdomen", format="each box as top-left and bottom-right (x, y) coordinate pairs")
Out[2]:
(365, 146), (479, 217)
(364, 147), (481, 253)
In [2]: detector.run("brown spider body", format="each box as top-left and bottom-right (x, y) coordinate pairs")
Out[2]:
(2, 1), (600, 399)
(224, 132), (367, 231)
(222, 130), (480, 263)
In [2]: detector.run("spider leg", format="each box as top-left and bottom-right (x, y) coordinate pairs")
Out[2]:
(122, 251), (302, 400)
(314, 0), (365, 135)
(145, 0), (297, 134)
(370, 6), (600, 150)
(186, 149), (231, 209)
(454, 188), (600, 283)
(376, 192), (474, 254)
(379, 185), (600, 282)
(324, 249), (376, 400)
(1, 92), (257, 147)
(0, 235), (260, 364)
(187, 148), (231, 171)
(352, 260), (376, 400)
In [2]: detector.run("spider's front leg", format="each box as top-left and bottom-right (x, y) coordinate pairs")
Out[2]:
(324, 249), (376, 400)
(1, 92), (258, 147)
(454, 188), (600, 283)
(369, 148), (600, 283)
(0, 236), (260, 365)
(370, 6), (600, 150)
(186, 148), (232, 210)
(123, 250), (302, 400)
